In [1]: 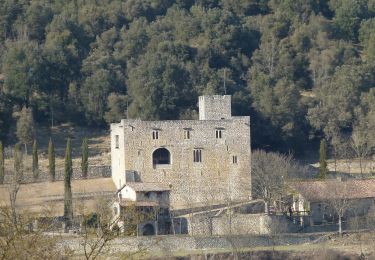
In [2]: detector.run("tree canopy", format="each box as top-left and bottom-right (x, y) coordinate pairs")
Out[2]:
(0, 0), (375, 153)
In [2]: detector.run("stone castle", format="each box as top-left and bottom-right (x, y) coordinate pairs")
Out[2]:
(111, 95), (251, 209)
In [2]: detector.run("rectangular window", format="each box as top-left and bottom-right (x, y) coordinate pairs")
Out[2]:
(232, 155), (238, 164)
(115, 135), (119, 149)
(152, 130), (159, 140)
(216, 129), (222, 139)
(184, 130), (190, 139)
(193, 149), (202, 163)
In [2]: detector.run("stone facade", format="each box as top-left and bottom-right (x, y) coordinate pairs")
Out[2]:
(111, 95), (251, 208)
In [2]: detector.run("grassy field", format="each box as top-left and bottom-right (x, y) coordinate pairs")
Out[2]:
(0, 178), (116, 215)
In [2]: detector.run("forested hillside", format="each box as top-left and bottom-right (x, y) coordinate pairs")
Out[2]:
(0, 0), (375, 153)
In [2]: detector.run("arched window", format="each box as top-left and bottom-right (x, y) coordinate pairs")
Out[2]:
(152, 148), (171, 165)
(142, 223), (155, 235)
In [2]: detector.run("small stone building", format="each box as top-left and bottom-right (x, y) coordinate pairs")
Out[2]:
(113, 182), (171, 235)
(110, 95), (251, 209)
(290, 179), (375, 226)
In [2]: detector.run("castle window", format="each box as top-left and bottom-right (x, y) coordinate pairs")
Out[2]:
(184, 130), (190, 139)
(153, 148), (170, 165)
(152, 130), (159, 140)
(193, 149), (202, 163)
(215, 129), (223, 139)
(115, 135), (119, 149)
(232, 155), (238, 164)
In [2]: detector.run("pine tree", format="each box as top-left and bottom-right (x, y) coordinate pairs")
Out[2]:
(81, 137), (88, 179)
(64, 138), (73, 227)
(48, 138), (55, 182)
(0, 141), (4, 184)
(319, 139), (328, 179)
(32, 139), (39, 180)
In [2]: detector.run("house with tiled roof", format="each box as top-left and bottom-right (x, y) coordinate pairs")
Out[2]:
(290, 179), (375, 226)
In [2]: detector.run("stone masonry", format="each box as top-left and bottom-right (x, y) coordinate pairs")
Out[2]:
(110, 95), (251, 208)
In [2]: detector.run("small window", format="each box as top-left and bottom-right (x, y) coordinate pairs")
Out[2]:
(216, 129), (222, 139)
(193, 149), (202, 163)
(184, 130), (190, 139)
(232, 155), (238, 164)
(115, 135), (119, 148)
(152, 130), (159, 140)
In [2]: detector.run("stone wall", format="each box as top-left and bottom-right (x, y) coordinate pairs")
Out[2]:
(60, 233), (323, 255)
(180, 214), (298, 236)
(198, 95), (231, 120)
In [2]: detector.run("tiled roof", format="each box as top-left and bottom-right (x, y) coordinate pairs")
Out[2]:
(290, 179), (375, 202)
(118, 182), (171, 192)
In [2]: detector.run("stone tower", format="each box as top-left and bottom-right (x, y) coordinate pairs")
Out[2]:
(111, 95), (251, 208)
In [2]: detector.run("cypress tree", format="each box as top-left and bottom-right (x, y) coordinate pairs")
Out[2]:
(81, 137), (88, 179)
(64, 138), (73, 227)
(319, 139), (328, 179)
(48, 138), (55, 182)
(0, 141), (4, 184)
(32, 139), (39, 180)
(16, 107), (35, 155)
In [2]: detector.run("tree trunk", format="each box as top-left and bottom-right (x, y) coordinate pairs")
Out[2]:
(338, 215), (342, 235)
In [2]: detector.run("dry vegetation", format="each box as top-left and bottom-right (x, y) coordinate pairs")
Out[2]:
(0, 178), (116, 215)
(4, 124), (111, 175)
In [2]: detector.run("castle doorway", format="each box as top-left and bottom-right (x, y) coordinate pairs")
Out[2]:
(152, 148), (170, 165)
(142, 223), (155, 235)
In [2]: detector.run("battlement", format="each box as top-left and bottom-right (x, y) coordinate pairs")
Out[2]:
(198, 95), (231, 120)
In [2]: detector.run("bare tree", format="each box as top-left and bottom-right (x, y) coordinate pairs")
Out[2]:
(0, 206), (72, 259)
(338, 138), (354, 174)
(252, 150), (299, 214)
(351, 129), (371, 175)
(78, 197), (119, 260)
(326, 181), (352, 235)
(0, 145), (71, 259)
(328, 131), (342, 174)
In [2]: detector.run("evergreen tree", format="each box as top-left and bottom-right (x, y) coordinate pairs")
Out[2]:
(81, 137), (89, 179)
(15, 107), (35, 154)
(0, 141), (4, 184)
(32, 139), (38, 180)
(319, 139), (328, 179)
(64, 138), (73, 227)
(48, 138), (55, 182)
